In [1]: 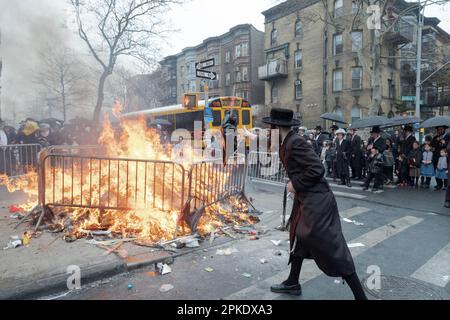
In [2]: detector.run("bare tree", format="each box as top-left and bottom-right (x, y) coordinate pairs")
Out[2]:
(71, 0), (180, 124)
(35, 44), (89, 121)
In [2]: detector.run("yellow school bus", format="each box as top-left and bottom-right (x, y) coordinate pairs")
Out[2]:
(121, 95), (253, 133)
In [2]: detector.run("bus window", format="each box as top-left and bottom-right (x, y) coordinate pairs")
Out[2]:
(242, 110), (251, 126)
(175, 111), (203, 131)
(224, 110), (239, 126)
(212, 110), (222, 127)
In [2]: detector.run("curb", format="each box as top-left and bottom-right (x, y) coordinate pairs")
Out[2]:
(1, 259), (127, 300)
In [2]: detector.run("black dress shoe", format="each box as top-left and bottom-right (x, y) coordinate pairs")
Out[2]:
(445, 201), (450, 208)
(270, 283), (302, 296)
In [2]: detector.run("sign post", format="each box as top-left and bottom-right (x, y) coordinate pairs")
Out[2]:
(195, 58), (216, 129)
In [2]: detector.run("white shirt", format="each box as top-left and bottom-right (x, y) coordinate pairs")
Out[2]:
(0, 130), (8, 146)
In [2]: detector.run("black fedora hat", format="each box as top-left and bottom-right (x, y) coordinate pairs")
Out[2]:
(315, 125), (322, 131)
(263, 108), (301, 127)
(371, 126), (381, 134)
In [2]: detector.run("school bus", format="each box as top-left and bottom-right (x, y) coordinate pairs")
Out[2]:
(121, 94), (253, 133)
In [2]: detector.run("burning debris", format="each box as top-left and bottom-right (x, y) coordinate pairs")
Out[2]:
(0, 112), (259, 248)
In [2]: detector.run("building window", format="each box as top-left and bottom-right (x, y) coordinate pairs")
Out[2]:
(235, 70), (242, 83)
(242, 42), (249, 56)
(351, 31), (363, 53)
(334, 0), (343, 17)
(352, 1), (359, 14)
(333, 34), (343, 55)
(295, 80), (303, 100)
(334, 106), (343, 116)
(235, 44), (242, 58)
(295, 19), (303, 38)
(242, 67), (249, 82)
(324, 36), (328, 59)
(352, 67), (362, 89)
(271, 28), (278, 46)
(225, 73), (231, 86)
(294, 50), (303, 69)
(243, 91), (249, 101)
(388, 79), (395, 99)
(271, 85), (278, 104)
(225, 51), (231, 63)
(333, 69), (343, 92)
(352, 106), (362, 122)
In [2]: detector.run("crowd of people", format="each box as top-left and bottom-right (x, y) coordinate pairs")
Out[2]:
(295, 123), (450, 204)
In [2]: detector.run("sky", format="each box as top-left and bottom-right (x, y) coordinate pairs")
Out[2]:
(1, 0), (450, 123)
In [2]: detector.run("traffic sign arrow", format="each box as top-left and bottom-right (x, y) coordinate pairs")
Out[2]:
(196, 69), (217, 80)
(196, 58), (215, 70)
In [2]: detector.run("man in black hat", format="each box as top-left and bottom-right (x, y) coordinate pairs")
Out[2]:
(348, 127), (363, 180)
(398, 125), (416, 186)
(368, 126), (385, 152)
(262, 108), (367, 300)
(314, 126), (327, 147)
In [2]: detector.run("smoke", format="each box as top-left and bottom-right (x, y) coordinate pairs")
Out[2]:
(0, 0), (79, 123)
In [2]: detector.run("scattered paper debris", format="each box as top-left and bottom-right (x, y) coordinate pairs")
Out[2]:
(271, 240), (283, 246)
(160, 284), (174, 293)
(242, 273), (252, 278)
(8, 205), (23, 213)
(216, 248), (238, 256)
(334, 279), (343, 284)
(3, 236), (22, 250)
(259, 259), (268, 264)
(342, 218), (364, 226)
(157, 263), (172, 275)
(205, 267), (214, 273)
(185, 240), (200, 248)
(348, 243), (365, 248)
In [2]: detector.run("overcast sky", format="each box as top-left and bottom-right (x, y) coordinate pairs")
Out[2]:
(161, 0), (450, 57)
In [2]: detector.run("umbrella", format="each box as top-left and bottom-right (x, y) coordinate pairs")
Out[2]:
(149, 119), (173, 127)
(40, 118), (64, 128)
(381, 116), (421, 128)
(351, 116), (389, 129)
(320, 113), (347, 124)
(420, 116), (450, 129)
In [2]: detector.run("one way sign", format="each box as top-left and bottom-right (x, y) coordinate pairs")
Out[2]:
(195, 58), (215, 70)
(196, 69), (217, 80)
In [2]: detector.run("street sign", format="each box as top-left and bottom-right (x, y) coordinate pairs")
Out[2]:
(196, 58), (215, 70)
(196, 69), (217, 80)
(402, 96), (416, 102)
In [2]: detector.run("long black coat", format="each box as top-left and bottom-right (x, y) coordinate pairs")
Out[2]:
(399, 134), (416, 157)
(336, 138), (351, 178)
(280, 131), (356, 277)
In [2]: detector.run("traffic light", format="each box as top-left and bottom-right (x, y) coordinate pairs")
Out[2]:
(183, 93), (198, 109)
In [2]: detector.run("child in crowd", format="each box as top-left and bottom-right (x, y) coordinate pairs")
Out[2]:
(435, 148), (448, 191)
(396, 154), (409, 187)
(420, 143), (434, 188)
(363, 146), (384, 192)
(383, 142), (394, 185)
(408, 141), (422, 188)
(324, 141), (333, 177)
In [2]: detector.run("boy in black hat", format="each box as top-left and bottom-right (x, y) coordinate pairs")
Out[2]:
(263, 108), (367, 300)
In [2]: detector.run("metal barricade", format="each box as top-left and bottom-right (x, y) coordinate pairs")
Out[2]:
(47, 145), (105, 157)
(181, 156), (248, 231)
(247, 151), (288, 186)
(39, 151), (187, 212)
(0, 144), (41, 177)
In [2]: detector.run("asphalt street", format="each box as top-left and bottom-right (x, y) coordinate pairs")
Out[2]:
(38, 179), (450, 300)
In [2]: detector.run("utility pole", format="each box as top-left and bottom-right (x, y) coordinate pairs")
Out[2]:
(415, 1), (425, 120)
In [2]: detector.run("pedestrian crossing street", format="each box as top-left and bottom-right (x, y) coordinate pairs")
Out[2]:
(224, 205), (450, 300)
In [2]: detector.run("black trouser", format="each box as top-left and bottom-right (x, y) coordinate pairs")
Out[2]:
(350, 155), (362, 179)
(364, 172), (383, 189)
(383, 166), (393, 182)
(436, 178), (447, 189)
(446, 180), (450, 202)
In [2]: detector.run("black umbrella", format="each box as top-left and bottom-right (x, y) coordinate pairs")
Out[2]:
(40, 118), (64, 127)
(420, 116), (450, 129)
(351, 116), (389, 129)
(382, 116), (421, 128)
(150, 119), (173, 127)
(320, 113), (347, 124)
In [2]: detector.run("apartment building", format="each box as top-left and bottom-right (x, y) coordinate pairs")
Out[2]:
(260, 0), (414, 127)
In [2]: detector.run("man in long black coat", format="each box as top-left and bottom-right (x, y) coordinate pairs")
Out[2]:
(349, 127), (363, 180)
(335, 129), (352, 187)
(263, 108), (367, 300)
